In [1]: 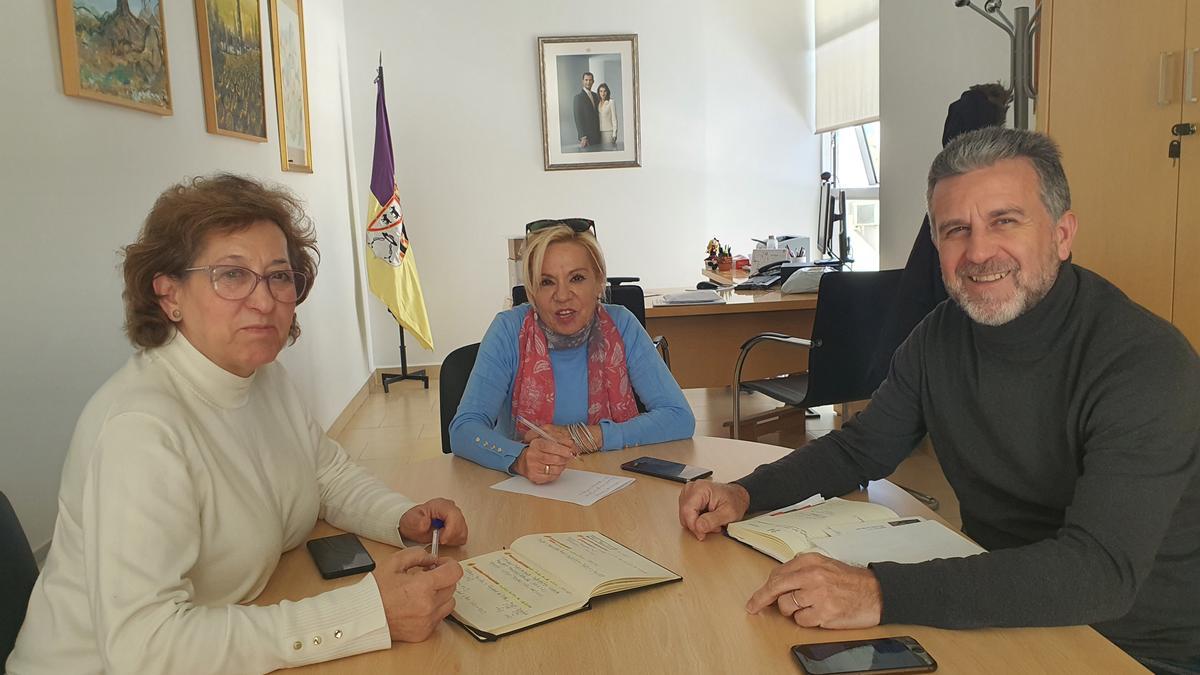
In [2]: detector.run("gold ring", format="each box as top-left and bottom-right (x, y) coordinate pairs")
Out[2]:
(791, 590), (803, 612)
(544, 464), (550, 475)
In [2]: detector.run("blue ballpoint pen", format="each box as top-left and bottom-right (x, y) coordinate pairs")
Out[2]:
(431, 518), (444, 558)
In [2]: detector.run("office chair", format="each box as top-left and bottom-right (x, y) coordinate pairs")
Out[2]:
(439, 342), (481, 454)
(730, 269), (939, 509)
(1, 491), (38, 667)
(512, 280), (670, 369)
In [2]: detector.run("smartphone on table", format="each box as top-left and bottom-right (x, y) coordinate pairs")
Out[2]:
(306, 533), (376, 580)
(791, 636), (936, 674)
(620, 456), (713, 483)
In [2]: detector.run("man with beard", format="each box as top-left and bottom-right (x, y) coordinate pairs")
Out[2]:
(679, 128), (1200, 674)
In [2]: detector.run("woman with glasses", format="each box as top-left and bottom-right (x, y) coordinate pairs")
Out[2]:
(449, 220), (694, 484)
(8, 175), (467, 674)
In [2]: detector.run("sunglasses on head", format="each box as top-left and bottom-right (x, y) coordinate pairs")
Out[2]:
(525, 218), (596, 236)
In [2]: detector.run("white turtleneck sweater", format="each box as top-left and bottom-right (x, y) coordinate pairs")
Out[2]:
(7, 333), (415, 674)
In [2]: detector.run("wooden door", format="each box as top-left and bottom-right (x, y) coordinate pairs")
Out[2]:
(1174, 0), (1200, 348)
(1039, 0), (1186, 321)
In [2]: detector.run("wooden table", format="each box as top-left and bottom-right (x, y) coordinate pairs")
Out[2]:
(645, 288), (818, 389)
(256, 438), (1144, 674)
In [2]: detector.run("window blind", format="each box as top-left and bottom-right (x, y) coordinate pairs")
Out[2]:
(815, 0), (879, 133)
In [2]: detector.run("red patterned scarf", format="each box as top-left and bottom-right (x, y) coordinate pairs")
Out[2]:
(512, 305), (639, 428)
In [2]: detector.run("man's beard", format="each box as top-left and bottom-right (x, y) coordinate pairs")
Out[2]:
(945, 245), (1061, 326)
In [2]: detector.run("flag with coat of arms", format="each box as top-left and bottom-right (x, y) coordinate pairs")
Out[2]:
(364, 64), (433, 351)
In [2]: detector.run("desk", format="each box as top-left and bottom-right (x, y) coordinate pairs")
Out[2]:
(256, 438), (1143, 674)
(645, 288), (818, 389)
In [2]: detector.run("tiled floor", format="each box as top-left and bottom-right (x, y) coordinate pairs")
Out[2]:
(332, 377), (962, 530)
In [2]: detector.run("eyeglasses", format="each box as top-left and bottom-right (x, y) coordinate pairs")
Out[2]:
(183, 265), (309, 303)
(525, 218), (597, 236)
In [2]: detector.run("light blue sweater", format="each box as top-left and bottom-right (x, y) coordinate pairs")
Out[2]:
(449, 304), (695, 473)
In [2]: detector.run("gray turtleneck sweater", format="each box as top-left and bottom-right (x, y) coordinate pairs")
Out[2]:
(735, 263), (1200, 661)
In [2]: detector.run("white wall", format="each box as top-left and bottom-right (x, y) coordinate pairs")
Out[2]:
(0, 0), (371, 554)
(342, 0), (820, 368)
(878, 0), (1034, 269)
(1, 0), (819, 553)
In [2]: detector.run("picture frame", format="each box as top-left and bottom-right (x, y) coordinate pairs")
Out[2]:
(194, 0), (268, 142)
(54, 0), (173, 115)
(538, 34), (640, 171)
(268, 0), (313, 172)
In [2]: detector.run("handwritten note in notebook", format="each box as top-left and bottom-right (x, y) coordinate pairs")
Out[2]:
(450, 531), (679, 640)
(490, 469), (634, 506)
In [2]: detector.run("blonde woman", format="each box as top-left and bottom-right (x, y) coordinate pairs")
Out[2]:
(450, 219), (694, 483)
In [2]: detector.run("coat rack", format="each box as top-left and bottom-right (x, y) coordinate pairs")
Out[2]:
(954, 0), (1041, 129)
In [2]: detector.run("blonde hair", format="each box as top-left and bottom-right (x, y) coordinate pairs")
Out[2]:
(523, 225), (607, 297)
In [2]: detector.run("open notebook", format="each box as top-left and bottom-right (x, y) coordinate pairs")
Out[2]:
(727, 497), (985, 565)
(449, 532), (680, 640)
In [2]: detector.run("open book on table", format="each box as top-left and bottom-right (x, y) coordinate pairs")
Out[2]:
(449, 531), (681, 641)
(727, 496), (985, 566)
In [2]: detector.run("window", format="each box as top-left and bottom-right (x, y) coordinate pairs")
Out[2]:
(820, 121), (880, 270)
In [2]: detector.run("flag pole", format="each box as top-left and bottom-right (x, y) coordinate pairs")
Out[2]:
(368, 57), (434, 392)
(380, 311), (429, 392)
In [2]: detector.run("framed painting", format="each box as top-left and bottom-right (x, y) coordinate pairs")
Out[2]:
(54, 0), (173, 115)
(195, 0), (268, 142)
(538, 34), (640, 171)
(268, 0), (312, 172)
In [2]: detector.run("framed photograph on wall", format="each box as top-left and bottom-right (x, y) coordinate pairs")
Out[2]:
(538, 34), (640, 171)
(268, 0), (312, 172)
(54, 0), (172, 115)
(195, 0), (268, 142)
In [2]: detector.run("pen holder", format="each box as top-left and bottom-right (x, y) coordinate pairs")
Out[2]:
(717, 255), (732, 272)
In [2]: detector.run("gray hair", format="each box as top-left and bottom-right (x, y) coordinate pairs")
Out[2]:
(926, 127), (1071, 225)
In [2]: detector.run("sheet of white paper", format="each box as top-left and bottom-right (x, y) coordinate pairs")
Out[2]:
(813, 519), (986, 567)
(490, 469), (635, 506)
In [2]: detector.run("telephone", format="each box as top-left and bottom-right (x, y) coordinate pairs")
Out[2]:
(736, 262), (784, 291)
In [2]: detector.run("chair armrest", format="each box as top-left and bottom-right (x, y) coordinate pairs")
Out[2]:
(652, 335), (671, 370)
(737, 332), (813, 352)
(732, 332), (812, 440)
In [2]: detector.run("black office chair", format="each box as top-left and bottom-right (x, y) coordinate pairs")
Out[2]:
(730, 269), (939, 509)
(512, 280), (670, 369)
(733, 270), (901, 439)
(439, 343), (481, 454)
(1, 491), (38, 667)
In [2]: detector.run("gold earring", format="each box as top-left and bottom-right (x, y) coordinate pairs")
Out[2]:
(171, 309), (181, 321)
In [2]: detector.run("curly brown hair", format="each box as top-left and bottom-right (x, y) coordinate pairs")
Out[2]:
(121, 174), (320, 349)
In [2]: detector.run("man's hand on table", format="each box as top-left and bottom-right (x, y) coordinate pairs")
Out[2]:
(747, 552), (882, 629)
(677, 480), (750, 540)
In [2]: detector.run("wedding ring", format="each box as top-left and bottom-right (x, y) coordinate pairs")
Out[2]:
(791, 590), (803, 612)
(544, 464), (550, 475)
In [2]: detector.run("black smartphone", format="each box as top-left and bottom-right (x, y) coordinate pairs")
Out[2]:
(620, 456), (713, 483)
(306, 533), (376, 580)
(791, 636), (936, 674)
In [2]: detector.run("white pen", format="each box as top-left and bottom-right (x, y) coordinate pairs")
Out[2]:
(516, 415), (581, 461)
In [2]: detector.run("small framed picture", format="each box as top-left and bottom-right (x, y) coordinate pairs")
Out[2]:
(538, 34), (640, 171)
(194, 0), (268, 142)
(54, 0), (173, 115)
(269, 0), (312, 171)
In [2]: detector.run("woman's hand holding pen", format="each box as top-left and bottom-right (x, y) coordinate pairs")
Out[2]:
(677, 481), (751, 541)
(375, 548), (463, 642)
(399, 498), (467, 546)
(512, 438), (575, 484)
